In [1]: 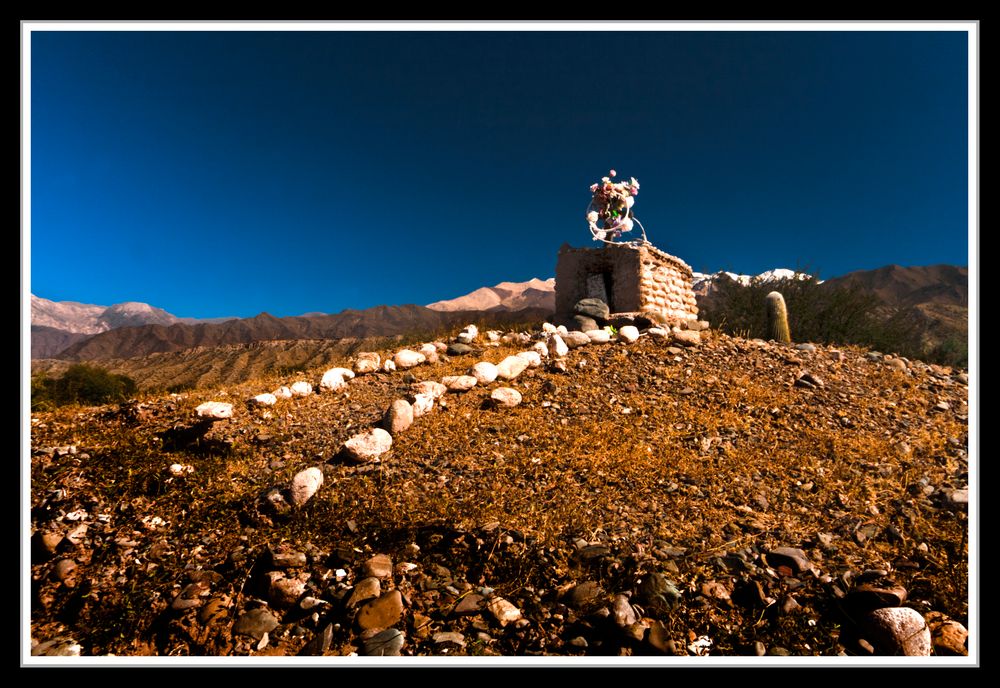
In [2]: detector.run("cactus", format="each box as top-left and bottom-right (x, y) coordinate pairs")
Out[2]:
(766, 291), (791, 343)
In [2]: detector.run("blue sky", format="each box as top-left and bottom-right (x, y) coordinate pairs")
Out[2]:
(28, 28), (970, 319)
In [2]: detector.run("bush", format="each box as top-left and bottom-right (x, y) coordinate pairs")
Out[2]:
(32, 364), (138, 409)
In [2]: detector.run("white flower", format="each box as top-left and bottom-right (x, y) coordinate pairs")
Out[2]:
(586, 211), (599, 223)
(625, 196), (634, 208)
(621, 218), (634, 233)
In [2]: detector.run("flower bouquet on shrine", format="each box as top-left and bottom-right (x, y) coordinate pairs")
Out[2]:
(586, 169), (646, 243)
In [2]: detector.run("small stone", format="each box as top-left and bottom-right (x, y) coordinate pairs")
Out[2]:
(934, 401), (951, 412)
(886, 358), (908, 372)
(946, 488), (969, 506)
(829, 350), (844, 361)
(361, 628), (404, 656)
(573, 314), (599, 332)
(861, 607), (932, 656)
(567, 581), (604, 609)
(496, 355), (530, 380)
(925, 612), (968, 656)
(575, 298), (610, 321)
(289, 381), (313, 396)
(382, 359), (397, 372)
(411, 393), (434, 417)
(353, 352), (381, 374)
(701, 580), (731, 601)
(298, 623), (334, 656)
(542, 322), (557, 333)
(672, 330), (701, 347)
(470, 361), (499, 383)
(272, 386), (293, 399)
(550, 334), (570, 357)
(795, 343), (817, 353)
(567, 636), (588, 649)
(319, 367), (355, 392)
(347, 577), (382, 608)
(754, 641), (766, 656)
(52, 558), (77, 585)
(31, 637), (82, 656)
(768, 547), (812, 573)
(195, 401), (233, 420)
(516, 350), (543, 368)
(232, 608), (279, 640)
(490, 387), (522, 408)
(251, 393), (277, 406)
(342, 428), (393, 463)
(531, 341), (549, 358)
(411, 380), (448, 400)
(612, 595), (637, 627)
(363, 553), (394, 578)
(394, 349), (426, 369)
(198, 595), (230, 625)
(447, 342), (474, 356)
(267, 571), (308, 606)
(419, 343), (440, 363)
(623, 623), (648, 642)
(486, 597), (521, 627)
(454, 593), (486, 616)
(648, 622), (675, 654)
(794, 372), (824, 389)
(442, 375), (478, 392)
(433, 631), (466, 648)
(381, 399), (414, 435)
(357, 590), (404, 631)
(647, 327), (668, 338)
(638, 573), (681, 611)
(270, 547), (308, 568)
(289, 466), (323, 507)
(849, 584), (908, 609)
(585, 329), (611, 343)
(618, 325), (640, 343)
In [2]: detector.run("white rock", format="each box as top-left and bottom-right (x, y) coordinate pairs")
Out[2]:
(531, 342), (549, 358)
(394, 349), (426, 369)
(442, 375), (477, 392)
(485, 330), (501, 342)
(411, 393), (434, 417)
(290, 381), (313, 396)
(619, 326), (640, 343)
(542, 322), (557, 334)
(491, 387), (522, 408)
(562, 331), (591, 349)
(272, 386), (293, 399)
(647, 327), (668, 339)
(419, 343), (440, 363)
(169, 463), (193, 476)
(320, 367), (355, 392)
(382, 359), (397, 372)
(381, 399), (414, 435)
(496, 355), (530, 380)
(289, 467), (324, 506)
(550, 334), (570, 357)
(195, 401), (233, 420)
(463, 324), (479, 338)
(516, 351), (542, 368)
(251, 393), (278, 406)
(433, 341), (448, 352)
(486, 597), (522, 627)
(556, 325), (569, 335)
(342, 428), (393, 463)
(411, 380), (448, 399)
(585, 329), (611, 343)
(456, 332), (475, 344)
(353, 353), (381, 374)
(863, 607), (932, 656)
(469, 361), (499, 383)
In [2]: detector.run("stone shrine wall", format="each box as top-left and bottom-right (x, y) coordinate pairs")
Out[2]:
(555, 243), (699, 324)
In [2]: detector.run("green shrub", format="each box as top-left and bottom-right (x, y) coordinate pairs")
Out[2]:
(31, 364), (138, 409)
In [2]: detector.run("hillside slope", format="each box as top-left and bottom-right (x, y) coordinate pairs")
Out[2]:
(30, 327), (969, 659)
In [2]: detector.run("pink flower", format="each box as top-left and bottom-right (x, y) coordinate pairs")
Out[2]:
(590, 183), (598, 192)
(609, 169), (617, 177)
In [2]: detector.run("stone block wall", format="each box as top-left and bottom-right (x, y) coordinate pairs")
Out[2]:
(555, 243), (699, 324)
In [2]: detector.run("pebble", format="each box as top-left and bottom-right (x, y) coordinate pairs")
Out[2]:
(289, 467), (323, 507)
(232, 608), (279, 640)
(381, 399), (414, 435)
(849, 584), (907, 609)
(433, 631), (466, 648)
(886, 358), (908, 372)
(567, 581), (604, 609)
(251, 393), (277, 406)
(270, 547), (307, 568)
(52, 558), (77, 585)
(491, 387), (522, 408)
(411, 380), (447, 400)
(342, 428), (393, 463)
(562, 331), (591, 349)
(575, 298), (610, 321)
(486, 597), (522, 627)
(272, 386), (293, 399)
(647, 327), (668, 338)
(542, 322), (557, 333)
(267, 571), (308, 606)
(470, 361), (499, 383)
(585, 329), (611, 343)
(353, 352), (381, 374)
(496, 355), (530, 380)
(290, 381), (313, 396)
(393, 349), (426, 369)
(768, 547), (812, 573)
(532, 341), (549, 358)
(550, 334), (570, 357)
(516, 350), (543, 368)
(195, 401), (233, 420)
(795, 343), (817, 353)
(382, 360), (397, 372)
(442, 375), (477, 392)
(794, 372), (825, 389)
(925, 612), (968, 655)
(638, 573), (681, 611)
(361, 628), (404, 656)
(618, 325), (640, 343)
(298, 623), (333, 656)
(829, 350), (844, 361)
(357, 590), (404, 630)
(363, 553), (394, 578)
(347, 577), (382, 608)
(612, 595), (637, 626)
(411, 393), (434, 417)
(419, 343), (440, 363)
(31, 637), (82, 656)
(447, 343), (474, 356)
(453, 593), (486, 615)
(672, 330), (701, 347)
(861, 607), (932, 656)
(319, 367), (355, 392)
